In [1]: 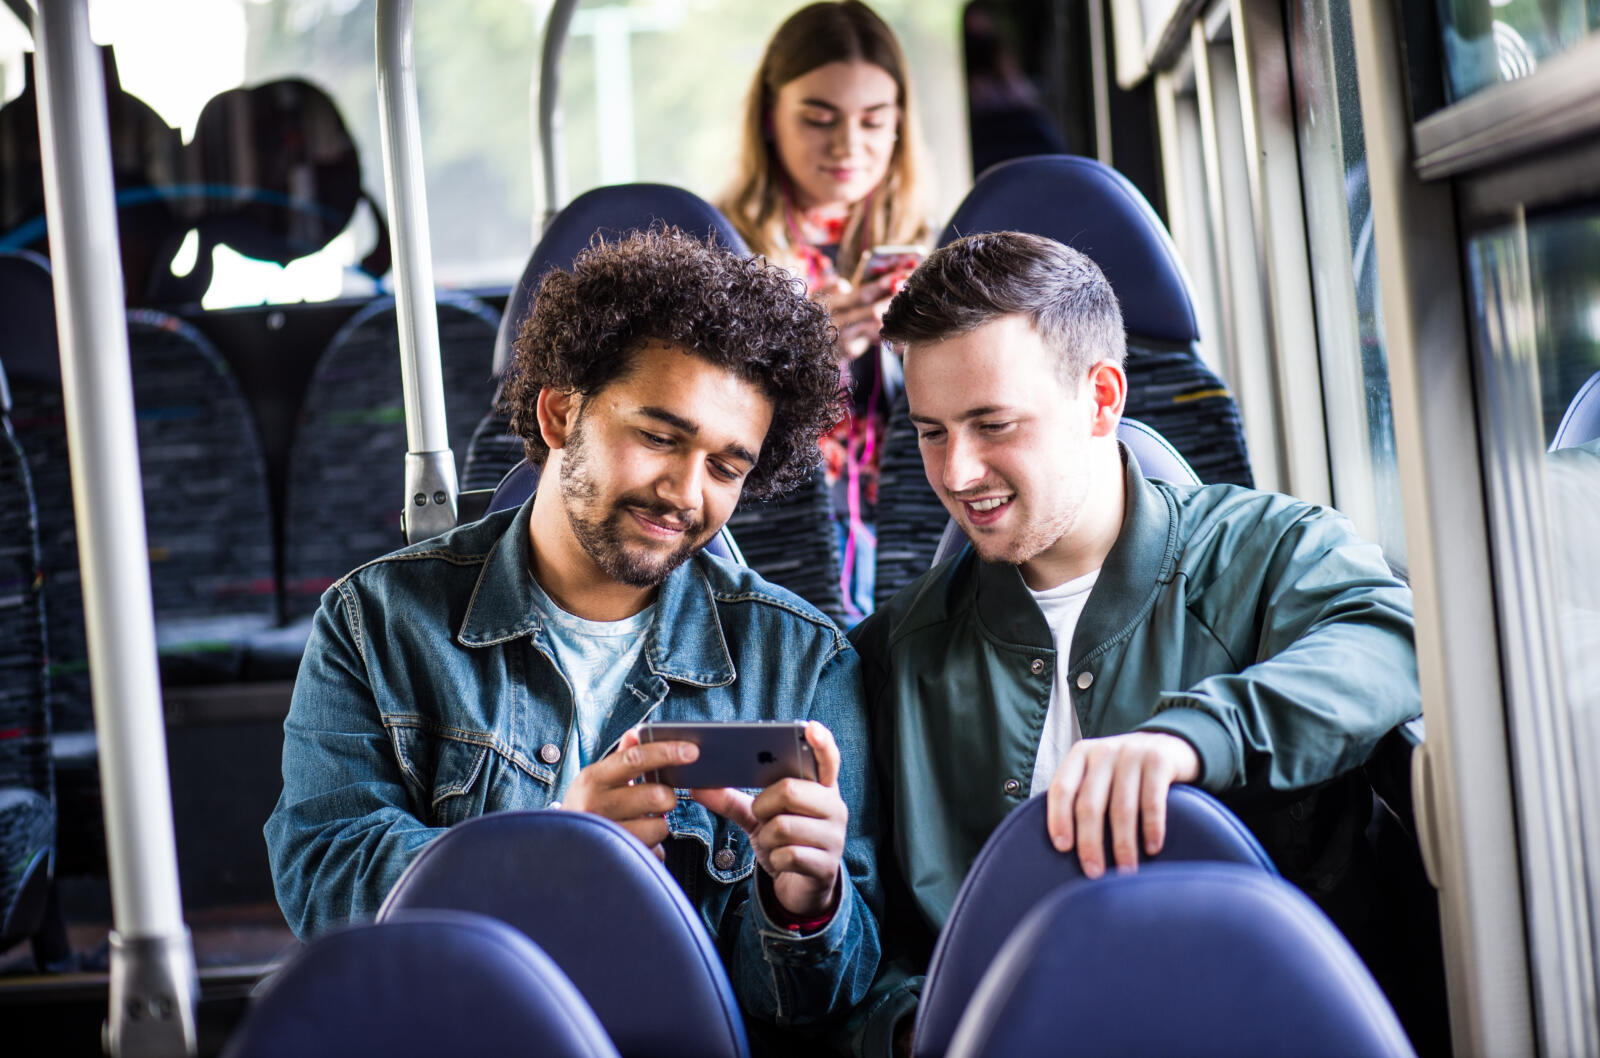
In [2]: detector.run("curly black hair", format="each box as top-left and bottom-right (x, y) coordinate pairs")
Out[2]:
(504, 228), (843, 501)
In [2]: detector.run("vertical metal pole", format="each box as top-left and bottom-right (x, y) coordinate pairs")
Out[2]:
(539, 0), (579, 231)
(376, 0), (456, 544)
(31, 1), (197, 1054)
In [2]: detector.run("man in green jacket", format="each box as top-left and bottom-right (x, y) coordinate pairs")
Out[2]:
(848, 231), (1422, 1053)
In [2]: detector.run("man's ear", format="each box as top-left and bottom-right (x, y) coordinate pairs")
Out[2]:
(1086, 360), (1128, 438)
(537, 388), (580, 450)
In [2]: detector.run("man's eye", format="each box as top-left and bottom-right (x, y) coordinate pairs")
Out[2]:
(709, 462), (744, 483)
(978, 422), (1014, 435)
(640, 431), (673, 447)
(917, 430), (946, 444)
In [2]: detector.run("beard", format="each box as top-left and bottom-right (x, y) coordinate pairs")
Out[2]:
(559, 417), (708, 587)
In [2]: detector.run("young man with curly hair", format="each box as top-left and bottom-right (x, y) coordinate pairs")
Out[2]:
(267, 229), (880, 1037)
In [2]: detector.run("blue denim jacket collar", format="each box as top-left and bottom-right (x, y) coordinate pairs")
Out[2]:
(455, 497), (736, 689)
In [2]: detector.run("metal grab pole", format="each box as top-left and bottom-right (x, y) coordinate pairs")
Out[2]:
(538, 0), (579, 231)
(376, 0), (456, 544)
(32, 1), (197, 1055)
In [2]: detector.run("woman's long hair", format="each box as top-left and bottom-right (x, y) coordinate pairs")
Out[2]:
(719, 1), (928, 279)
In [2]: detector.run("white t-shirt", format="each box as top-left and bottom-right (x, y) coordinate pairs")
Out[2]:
(527, 575), (655, 789)
(1027, 570), (1100, 796)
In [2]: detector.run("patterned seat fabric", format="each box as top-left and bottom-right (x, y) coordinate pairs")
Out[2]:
(725, 468), (846, 625)
(280, 293), (499, 621)
(0, 354), (54, 955)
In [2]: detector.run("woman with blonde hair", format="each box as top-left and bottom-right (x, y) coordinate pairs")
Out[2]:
(720, 0), (930, 620)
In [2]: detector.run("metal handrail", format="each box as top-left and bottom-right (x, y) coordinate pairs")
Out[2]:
(539, 0), (580, 230)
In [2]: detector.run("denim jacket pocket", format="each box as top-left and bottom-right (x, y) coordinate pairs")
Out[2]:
(387, 721), (494, 827)
(669, 799), (756, 885)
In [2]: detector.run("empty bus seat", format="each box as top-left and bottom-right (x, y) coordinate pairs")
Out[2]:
(378, 810), (749, 1058)
(945, 863), (1415, 1058)
(875, 155), (1253, 604)
(914, 787), (1273, 1058)
(462, 183), (845, 620)
(1550, 369), (1600, 450)
(222, 910), (619, 1058)
(279, 292), (498, 623)
(0, 351), (54, 959)
(482, 458), (746, 565)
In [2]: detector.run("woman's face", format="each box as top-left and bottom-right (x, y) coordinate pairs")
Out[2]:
(770, 59), (900, 212)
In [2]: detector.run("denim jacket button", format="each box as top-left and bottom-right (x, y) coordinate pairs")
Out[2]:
(1029, 658), (1045, 675)
(714, 848), (737, 871)
(538, 742), (561, 765)
(1003, 778), (1021, 795)
(1076, 670), (1094, 690)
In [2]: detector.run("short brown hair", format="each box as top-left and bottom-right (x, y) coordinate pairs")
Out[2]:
(504, 228), (843, 501)
(880, 231), (1126, 381)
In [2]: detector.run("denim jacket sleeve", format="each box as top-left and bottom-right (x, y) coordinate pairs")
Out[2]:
(265, 586), (444, 939)
(724, 641), (883, 1035)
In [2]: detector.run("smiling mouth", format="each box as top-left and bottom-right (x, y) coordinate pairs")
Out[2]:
(628, 507), (692, 538)
(967, 497), (1009, 512)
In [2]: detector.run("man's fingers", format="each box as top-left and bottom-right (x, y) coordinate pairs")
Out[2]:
(1047, 747), (1089, 852)
(1141, 757), (1175, 857)
(754, 813), (843, 857)
(766, 843), (839, 881)
(807, 721), (841, 789)
(593, 738), (697, 788)
(692, 786), (759, 833)
(1073, 748), (1117, 879)
(596, 780), (679, 821)
(750, 776), (844, 825)
(1108, 749), (1144, 873)
(619, 815), (670, 851)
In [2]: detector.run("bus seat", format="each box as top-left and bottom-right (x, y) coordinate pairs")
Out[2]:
(377, 810), (750, 1058)
(914, 788), (1274, 1058)
(461, 184), (845, 621)
(929, 417), (1199, 567)
(0, 348), (55, 961)
(222, 909), (619, 1058)
(1550, 369), (1600, 450)
(875, 155), (1253, 604)
(2, 252), (277, 873)
(944, 863), (1415, 1058)
(279, 292), (498, 624)
(483, 458), (746, 566)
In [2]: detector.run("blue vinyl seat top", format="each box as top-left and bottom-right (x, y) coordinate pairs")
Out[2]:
(378, 809), (749, 1058)
(939, 154), (1200, 347)
(1551, 369), (1600, 450)
(487, 458), (745, 567)
(222, 910), (619, 1058)
(945, 863), (1416, 1058)
(913, 787), (1274, 1058)
(491, 182), (749, 376)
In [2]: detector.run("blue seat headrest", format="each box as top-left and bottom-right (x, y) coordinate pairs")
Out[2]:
(222, 910), (619, 1058)
(937, 155), (1200, 346)
(0, 250), (60, 389)
(487, 459), (745, 565)
(492, 184), (749, 375)
(1551, 370), (1600, 451)
(947, 863), (1415, 1058)
(915, 788), (1273, 1058)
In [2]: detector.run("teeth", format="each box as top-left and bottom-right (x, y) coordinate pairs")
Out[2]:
(969, 497), (1008, 512)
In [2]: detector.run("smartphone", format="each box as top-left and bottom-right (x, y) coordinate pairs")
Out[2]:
(854, 243), (926, 288)
(638, 720), (818, 790)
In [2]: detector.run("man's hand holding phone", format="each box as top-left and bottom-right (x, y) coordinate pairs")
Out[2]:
(694, 721), (848, 922)
(557, 728), (697, 860)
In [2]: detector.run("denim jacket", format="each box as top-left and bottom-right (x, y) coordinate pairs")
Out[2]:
(266, 499), (882, 1032)
(846, 449), (1420, 1053)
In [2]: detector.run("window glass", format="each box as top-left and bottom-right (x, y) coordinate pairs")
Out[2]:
(1289, 0), (1407, 570)
(1467, 201), (1600, 993)
(1436, 0), (1600, 101)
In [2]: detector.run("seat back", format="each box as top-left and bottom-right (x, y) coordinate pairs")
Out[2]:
(378, 810), (749, 1058)
(281, 292), (498, 619)
(0, 346), (53, 955)
(485, 459), (746, 566)
(914, 788), (1274, 1058)
(1550, 369), (1600, 450)
(946, 863), (1415, 1058)
(223, 910), (620, 1058)
(876, 156), (1252, 600)
(929, 417), (1200, 567)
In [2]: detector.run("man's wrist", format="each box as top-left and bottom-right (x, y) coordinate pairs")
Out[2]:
(758, 870), (841, 933)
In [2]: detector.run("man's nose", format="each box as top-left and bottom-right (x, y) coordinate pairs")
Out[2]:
(658, 457), (706, 512)
(941, 433), (985, 494)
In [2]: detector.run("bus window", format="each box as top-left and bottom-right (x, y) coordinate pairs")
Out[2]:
(1287, 0), (1407, 572)
(1437, 0), (1600, 100)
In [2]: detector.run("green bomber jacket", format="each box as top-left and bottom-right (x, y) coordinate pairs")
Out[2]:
(845, 449), (1421, 1055)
